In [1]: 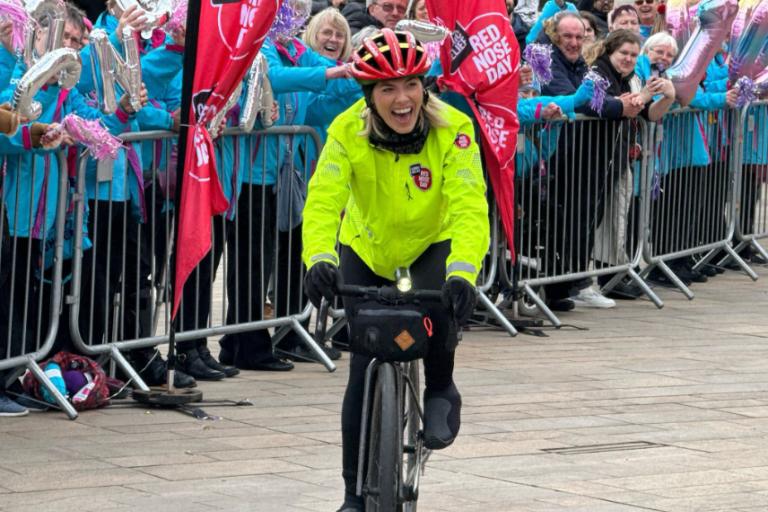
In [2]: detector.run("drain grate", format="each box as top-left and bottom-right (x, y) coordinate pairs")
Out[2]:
(541, 441), (667, 455)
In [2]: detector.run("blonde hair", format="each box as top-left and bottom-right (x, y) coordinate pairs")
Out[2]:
(359, 91), (449, 139)
(303, 8), (353, 62)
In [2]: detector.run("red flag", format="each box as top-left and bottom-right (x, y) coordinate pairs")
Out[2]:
(426, 0), (520, 259)
(173, 0), (282, 318)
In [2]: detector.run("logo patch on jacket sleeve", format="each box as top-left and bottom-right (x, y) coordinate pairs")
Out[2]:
(410, 164), (432, 191)
(454, 133), (471, 149)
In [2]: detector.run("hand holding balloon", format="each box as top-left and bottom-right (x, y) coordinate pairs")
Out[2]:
(119, 83), (148, 114)
(116, 5), (149, 35)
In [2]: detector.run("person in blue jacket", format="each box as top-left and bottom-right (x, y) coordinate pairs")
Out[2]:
(538, 13), (644, 310)
(218, 0), (352, 371)
(526, 0), (579, 45)
(637, 32), (738, 285)
(0, 111), (69, 416)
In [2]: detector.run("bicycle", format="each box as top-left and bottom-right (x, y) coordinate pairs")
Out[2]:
(315, 271), (455, 512)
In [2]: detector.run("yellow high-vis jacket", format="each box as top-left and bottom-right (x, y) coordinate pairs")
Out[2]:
(302, 97), (490, 284)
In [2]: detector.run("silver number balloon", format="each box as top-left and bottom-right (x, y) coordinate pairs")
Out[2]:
(12, 47), (81, 120)
(110, 0), (172, 39)
(239, 54), (274, 132)
(89, 27), (144, 114)
(208, 82), (243, 139)
(23, 0), (66, 68)
(395, 20), (450, 42)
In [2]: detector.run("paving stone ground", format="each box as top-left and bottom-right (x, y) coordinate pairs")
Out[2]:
(2, 266), (768, 511)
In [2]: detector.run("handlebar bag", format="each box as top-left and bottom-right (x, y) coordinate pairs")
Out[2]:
(348, 301), (434, 362)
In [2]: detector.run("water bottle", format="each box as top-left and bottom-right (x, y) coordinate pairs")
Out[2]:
(72, 381), (97, 405)
(41, 362), (68, 404)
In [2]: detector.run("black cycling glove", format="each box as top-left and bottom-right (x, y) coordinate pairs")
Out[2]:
(441, 276), (476, 326)
(304, 261), (340, 308)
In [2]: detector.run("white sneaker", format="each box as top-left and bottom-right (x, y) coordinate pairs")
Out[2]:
(571, 286), (616, 309)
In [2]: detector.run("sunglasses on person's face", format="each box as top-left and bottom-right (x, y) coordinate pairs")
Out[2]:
(374, 2), (407, 14)
(635, 0), (655, 5)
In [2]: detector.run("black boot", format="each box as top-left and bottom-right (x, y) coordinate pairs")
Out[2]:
(176, 347), (227, 381)
(135, 350), (197, 388)
(423, 382), (461, 450)
(198, 343), (239, 377)
(218, 335), (238, 366)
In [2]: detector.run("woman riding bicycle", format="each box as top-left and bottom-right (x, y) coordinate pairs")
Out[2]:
(301, 29), (490, 512)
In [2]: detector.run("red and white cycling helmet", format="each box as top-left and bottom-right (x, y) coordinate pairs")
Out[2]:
(351, 29), (430, 83)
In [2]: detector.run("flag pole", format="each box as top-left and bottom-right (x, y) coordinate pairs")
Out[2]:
(133, 0), (203, 406)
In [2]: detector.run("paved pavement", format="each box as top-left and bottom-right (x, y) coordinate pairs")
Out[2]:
(1, 267), (768, 511)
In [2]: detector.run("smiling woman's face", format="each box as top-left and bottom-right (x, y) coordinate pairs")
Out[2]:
(372, 76), (424, 134)
(315, 20), (346, 61)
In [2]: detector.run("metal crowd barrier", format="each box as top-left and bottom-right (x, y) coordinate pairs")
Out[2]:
(0, 150), (78, 419)
(504, 114), (661, 327)
(641, 106), (757, 298)
(65, 125), (334, 394)
(726, 100), (768, 266)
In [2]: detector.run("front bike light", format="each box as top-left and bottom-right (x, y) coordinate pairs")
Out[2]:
(395, 267), (413, 292)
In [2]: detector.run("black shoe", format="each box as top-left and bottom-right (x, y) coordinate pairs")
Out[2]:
(284, 343), (342, 362)
(648, 267), (691, 287)
(673, 263), (707, 284)
(138, 354), (197, 388)
(604, 279), (644, 300)
(235, 355), (294, 372)
(548, 298), (575, 312)
(423, 382), (461, 450)
(198, 346), (239, 377)
(697, 263), (718, 277)
(177, 349), (227, 381)
(218, 342), (236, 366)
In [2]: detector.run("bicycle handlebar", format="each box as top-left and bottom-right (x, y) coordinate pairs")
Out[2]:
(333, 283), (444, 303)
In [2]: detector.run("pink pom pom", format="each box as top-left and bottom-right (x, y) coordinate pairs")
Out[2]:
(0, 0), (30, 52)
(164, 0), (187, 34)
(584, 69), (610, 114)
(62, 114), (122, 160)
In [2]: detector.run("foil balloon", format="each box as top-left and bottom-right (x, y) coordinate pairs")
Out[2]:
(89, 27), (144, 114)
(395, 20), (450, 42)
(22, 0), (65, 68)
(666, 0), (739, 105)
(208, 81), (242, 139)
(110, 0), (172, 39)
(0, 0), (30, 52)
(728, 0), (768, 83)
(239, 53), (274, 132)
(665, 0), (693, 50)
(12, 47), (81, 120)
(729, 0), (760, 51)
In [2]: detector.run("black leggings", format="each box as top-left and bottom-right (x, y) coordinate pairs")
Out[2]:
(339, 241), (456, 494)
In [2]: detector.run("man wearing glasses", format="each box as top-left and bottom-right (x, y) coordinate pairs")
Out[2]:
(635, 0), (657, 38)
(342, 0), (407, 34)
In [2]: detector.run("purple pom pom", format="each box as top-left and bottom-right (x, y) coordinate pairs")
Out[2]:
(584, 69), (609, 114)
(267, 1), (311, 41)
(0, 0), (29, 52)
(62, 114), (123, 160)
(735, 76), (757, 108)
(523, 43), (553, 85)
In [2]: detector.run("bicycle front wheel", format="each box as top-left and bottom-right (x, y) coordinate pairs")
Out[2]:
(364, 363), (401, 512)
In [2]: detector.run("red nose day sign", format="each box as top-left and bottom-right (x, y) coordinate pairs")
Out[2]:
(174, 0), (281, 318)
(427, 0), (520, 258)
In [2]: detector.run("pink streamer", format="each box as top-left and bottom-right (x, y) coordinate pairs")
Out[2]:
(62, 114), (122, 160)
(584, 70), (609, 114)
(0, 0), (29, 52)
(164, 0), (187, 33)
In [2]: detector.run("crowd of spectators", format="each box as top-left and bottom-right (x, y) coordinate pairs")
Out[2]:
(0, 0), (764, 418)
